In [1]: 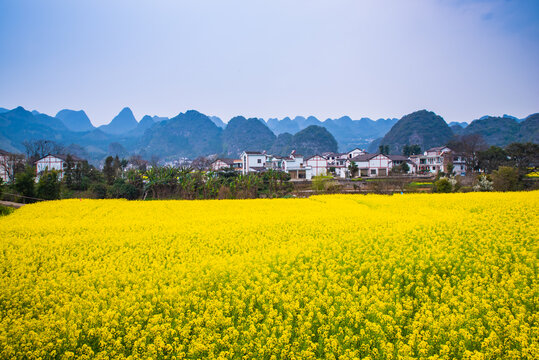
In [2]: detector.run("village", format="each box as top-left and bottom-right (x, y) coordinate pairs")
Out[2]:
(0, 146), (467, 184)
(211, 146), (467, 180)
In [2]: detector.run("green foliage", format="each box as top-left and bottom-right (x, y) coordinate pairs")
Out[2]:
(402, 144), (421, 156)
(433, 178), (452, 193)
(14, 166), (36, 202)
(0, 205), (14, 217)
(378, 145), (390, 155)
(492, 166), (521, 191)
(36, 170), (61, 200)
(477, 146), (508, 173)
(90, 183), (108, 199)
(347, 161), (358, 177)
(312, 175), (340, 193)
(109, 178), (139, 200)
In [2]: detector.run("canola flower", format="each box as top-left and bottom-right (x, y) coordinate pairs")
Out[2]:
(0, 192), (538, 359)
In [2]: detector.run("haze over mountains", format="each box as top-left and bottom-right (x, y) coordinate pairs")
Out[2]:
(0, 105), (537, 164)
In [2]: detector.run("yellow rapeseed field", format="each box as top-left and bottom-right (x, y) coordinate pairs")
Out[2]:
(0, 192), (538, 359)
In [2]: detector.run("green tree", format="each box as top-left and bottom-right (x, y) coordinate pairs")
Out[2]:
(14, 166), (36, 203)
(492, 166), (521, 191)
(433, 178), (452, 193)
(403, 144), (421, 156)
(36, 170), (61, 200)
(477, 146), (508, 173)
(505, 142), (539, 173)
(379, 145), (390, 155)
(348, 161), (358, 177)
(103, 156), (116, 185)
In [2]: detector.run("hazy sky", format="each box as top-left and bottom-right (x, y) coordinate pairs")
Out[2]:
(1, 0), (538, 126)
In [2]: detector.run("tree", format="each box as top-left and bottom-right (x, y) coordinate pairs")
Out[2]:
(14, 166), (36, 203)
(348, 161), (358, 178)
(477, 146), (508, 173)
(36, 170), (61, 200)
(402, 144), (421, 156)
(23, 139), (63, 164)
(379, 145), (390, 155)
(103, 156), (116, 185)
(191, 156), (212, 171)
(0, 152), (25, 183)
(433, 178), (452, 193)
(492, 166), (521, 191)
(505, 142), (539, 173)
(129, 155), (148, 171)
(446, 134), (488, 172)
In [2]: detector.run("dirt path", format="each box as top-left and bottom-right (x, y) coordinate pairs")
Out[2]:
(0, 200), (25, 208)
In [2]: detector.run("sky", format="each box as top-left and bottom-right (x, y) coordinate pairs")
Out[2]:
(0, 0), (538, 126)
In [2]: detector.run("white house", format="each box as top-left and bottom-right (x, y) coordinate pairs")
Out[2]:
(411, 146), (454, 174)
(346, 148), (365, 159)
(240, 151), (267, 174)
(211, 158), (242, 172)
(323, 152), (348, 178)
(35, 154), (84, 180)
(387, 154), (416, 174)
(282, 151), (312, 180)
(348, 153), (392, 177)
(305, 155), (327, 176)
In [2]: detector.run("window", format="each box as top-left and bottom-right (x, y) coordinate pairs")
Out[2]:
(370, 169), (376, 175)
(257, 159), (261, 164)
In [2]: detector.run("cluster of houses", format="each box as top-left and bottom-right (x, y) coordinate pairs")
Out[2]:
(0, 146), (467, 184)
(211, 146), (467, 180)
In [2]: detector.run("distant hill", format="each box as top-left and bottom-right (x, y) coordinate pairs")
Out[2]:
(266, 115), (397, 151)
(0, 107), (10, 113)
(462, 116), (521, 147)
(270, 133), (294, 156)
(271, 125), (338, 158)
(377, 110), (453, 154)
(210, 116), (226, 129)
(128, 115), (155, 136)
(99, 107), (138, 135)
(519, 113), (539, 144)
(56, 109), (95, 132)
(139, 110), (223, 158)
(0, 107), (69, 148)
(222, 116), (276, 156)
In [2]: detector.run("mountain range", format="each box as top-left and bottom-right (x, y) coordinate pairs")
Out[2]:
(0, 105), (537, 164)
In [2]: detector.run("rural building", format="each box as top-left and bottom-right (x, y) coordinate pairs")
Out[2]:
(240, 151), (267, 174)
(35, 154), (84, 180)
(349, 153), (392, 177)
(323, 152), (348, 178)
(211, 158), (242, 172)
(305, 155), (328, 176)
(281, 151), (312, 180)
(387, 154), (416, 174)
(346, 148), (365, 159)
(410, 146), (464, 174)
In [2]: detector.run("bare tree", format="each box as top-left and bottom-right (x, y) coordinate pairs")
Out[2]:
(23, 139), (64, 164)
(0, 152), (25, 183)
(446, 134), (488, 172)
(129, 154), (149, 171)
(191, 156), (213, 171)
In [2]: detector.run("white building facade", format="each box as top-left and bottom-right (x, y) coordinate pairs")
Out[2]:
(305, 155), (328, 176)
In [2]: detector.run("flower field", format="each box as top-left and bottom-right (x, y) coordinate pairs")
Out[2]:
(0, 193), (538, 359)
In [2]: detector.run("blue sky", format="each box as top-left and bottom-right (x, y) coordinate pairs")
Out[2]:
(1, 0), (538, 126)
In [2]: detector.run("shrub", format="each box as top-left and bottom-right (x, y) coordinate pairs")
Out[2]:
(90, 183), (108, 199)
(492, 166), (521, 191)
(109, 178), (139, 200)
(434, 178), (452, 193)
(473, 175), (494, 192)
(36, 170), (61, 200)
